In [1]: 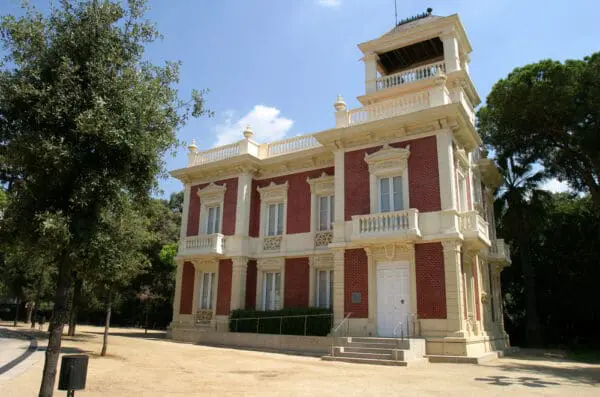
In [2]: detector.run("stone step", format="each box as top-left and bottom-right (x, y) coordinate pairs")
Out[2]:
(322, 355), (408, 366)
(332, 350), (393, 360)
(336, 346), (397, 354)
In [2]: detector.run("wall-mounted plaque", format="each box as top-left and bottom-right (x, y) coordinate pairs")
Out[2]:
(351, 292), (362, 304)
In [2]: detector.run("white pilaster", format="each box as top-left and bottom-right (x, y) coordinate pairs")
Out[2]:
(235, 171), (254, 236)
(332, 249), (345, 325)
(230, 257), (248, 310)
(308, 257), (317, 307)
(172, 259), (184, 323)
(333, 148), (346, 243)
(442, 240), (467, 337)
(442, 34), (461, 73)
(436, 130), (458, 211)
(364, 52), (379, 94)
(179, 183), (191, 250)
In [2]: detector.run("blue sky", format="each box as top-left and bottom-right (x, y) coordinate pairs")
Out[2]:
(3, 0), (599, 197)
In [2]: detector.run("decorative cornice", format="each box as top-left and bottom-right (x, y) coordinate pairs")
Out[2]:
(306, 172), (335, 195)
(256, 181), (289, 202)
(309, 255), (334, 269)
(441, 239), (462, 253)
(364, 143), (410, 175)
(257, 257), (285, 271)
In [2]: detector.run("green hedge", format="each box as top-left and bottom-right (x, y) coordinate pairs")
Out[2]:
(229, 308), (333, 336)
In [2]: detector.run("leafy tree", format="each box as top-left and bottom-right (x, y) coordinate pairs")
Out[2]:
(0, 1), (208, 395)
(494, 155), (549, 347)
(478, 53), (600, 209)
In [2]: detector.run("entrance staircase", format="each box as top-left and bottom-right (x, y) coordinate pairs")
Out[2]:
(322, 337), (427, 366)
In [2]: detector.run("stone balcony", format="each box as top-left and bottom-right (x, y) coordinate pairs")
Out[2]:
(181, 233), (226, 257)
(488, 238), (511, 264)
(350, 209), (421, 244)
(459, 211), (490, 248)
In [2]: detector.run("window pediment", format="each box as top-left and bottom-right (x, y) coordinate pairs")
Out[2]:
(197, 182), (227, 206)
(306, 172), (335, 196)
(257, 181), (288, 202)
(365, 144), (410, 176)
(257, 257), (285, 272)
(309, 255), (333, 270)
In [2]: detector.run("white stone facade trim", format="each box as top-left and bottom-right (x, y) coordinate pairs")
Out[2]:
(364, 144), (411, 213)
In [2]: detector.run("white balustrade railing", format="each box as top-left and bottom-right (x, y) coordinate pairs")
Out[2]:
(459, 211), (489, 240)
(348, 92), (430, 126)
(189, 142), (241, 166)
(184, 233), (226, 254)
(351, 209), (419, 238)
(266, 134), (321, 157)
(490, 239), (511, 261)
(376, 61), (446, 91)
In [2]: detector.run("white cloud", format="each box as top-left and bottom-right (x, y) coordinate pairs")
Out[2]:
(540, 178), (570, 193)
(316, 0), (341, 8)
(214, 105), (293, 146)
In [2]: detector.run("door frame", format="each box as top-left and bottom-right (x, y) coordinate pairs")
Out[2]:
(376, 261), (411, 337)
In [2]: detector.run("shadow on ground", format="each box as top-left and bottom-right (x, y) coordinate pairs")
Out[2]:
(477, 350), (600, 386)
(83, 330), (166, 340)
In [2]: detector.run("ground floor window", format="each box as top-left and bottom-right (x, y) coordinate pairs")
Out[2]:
(262, 272), (281, 310)
(199, 272), (215, 310)
(316, 269), (333, 309)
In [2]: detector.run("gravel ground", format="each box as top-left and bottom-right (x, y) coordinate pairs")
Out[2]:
(0, 323), (598, 396)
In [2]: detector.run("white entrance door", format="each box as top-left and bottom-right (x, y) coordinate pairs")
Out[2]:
(376, 261), (410, 337)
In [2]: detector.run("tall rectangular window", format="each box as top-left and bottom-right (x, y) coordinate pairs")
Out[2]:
(266, 203), (284, 236)
(199, 272), (215, 310)
(458, 174), (468, 212)
(316, 270), (333, 309)
(206, 206), (221, 234)
(318, 195), (335, 231)
(379, 176), (403, 212)
(262, 272), (281, 310)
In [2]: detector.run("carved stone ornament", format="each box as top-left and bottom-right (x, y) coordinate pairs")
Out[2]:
(197, 182), (227, 205)
(257, 181), (289, 202)
(364, 144), (410, 176)
(257, 257), (284, 271)
(309, 254), (334, 270)
(306, 172), (335, 195)
(262, 236), (282, 252)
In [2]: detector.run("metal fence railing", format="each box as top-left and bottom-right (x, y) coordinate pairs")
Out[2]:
(213, 313), (334, 336)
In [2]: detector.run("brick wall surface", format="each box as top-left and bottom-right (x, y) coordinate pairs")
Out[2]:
(186, 177), (238, 236)
(344, 249), (369, 318)
(284, 258), (310, 308)
(344, 136), (441, 220)
(415, 243), (447, 319)
(216, 259), (232, 315)
(179, 262), (195, 315)
(245, 260), (257, 309)
(249, 167), (334, 236)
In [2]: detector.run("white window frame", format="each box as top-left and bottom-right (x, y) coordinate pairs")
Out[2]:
(257, 181), (288, 238)
(262, 271), (282, 311)
(316, 269), (333, 309)
(307, 172), (335, 236)
(317, 195), (335, 231)
(457, 170), (468, 213)
(364, 144), (410, 214)
(256, 258), (285, 310)
(205, 205), (221, 235)
(191, 259), (219, 319)
(377, 175), (404, 213)
(197, 182), (226, 235)
(198, 271), (216, 310)
(308, 255), (334, 308)
(265, 202), (284, 236)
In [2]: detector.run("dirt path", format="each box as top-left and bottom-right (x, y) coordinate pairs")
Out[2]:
(0, 324), (598, 396)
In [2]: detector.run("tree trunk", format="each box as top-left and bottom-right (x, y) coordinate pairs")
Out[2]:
(101, 291), (112, 357)
(32, 269), (45, 329)
(13, 296), (20, 327)
(144, 303), (149, 335)
(519, 233), (542, 347)
(68, 278), (83, 337)
(38, 258), (72, 397)
(26, 303), (33, 324)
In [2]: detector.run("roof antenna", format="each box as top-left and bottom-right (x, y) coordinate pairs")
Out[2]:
(394, 0), (398, 25)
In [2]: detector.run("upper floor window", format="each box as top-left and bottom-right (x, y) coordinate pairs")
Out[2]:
(205, 206), (221, 234)
(318, 195), (335, 231)
(266, 203), (284, 236)
(379, 176), (403, 212)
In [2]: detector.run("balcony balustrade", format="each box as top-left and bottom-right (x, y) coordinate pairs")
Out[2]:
(459, 211), (490, 247)
(347, 92), (430, 126)
(375, 61), (446, 91)
(350, 209), (420, 242)
(182, 233), (226, 256)
(488, 238), (511, 264)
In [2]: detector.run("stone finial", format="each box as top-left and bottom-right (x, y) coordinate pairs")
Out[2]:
(243, 124), (254, 139)
(333, 95), (347, 112)
(187, 138), (198, 153)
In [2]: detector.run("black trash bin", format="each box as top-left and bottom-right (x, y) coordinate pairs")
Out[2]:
(58, 354), (88, 395)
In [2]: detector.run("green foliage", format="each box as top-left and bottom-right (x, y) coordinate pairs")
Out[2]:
(478, 53), (600, 208)
(229, 308), (333, 336)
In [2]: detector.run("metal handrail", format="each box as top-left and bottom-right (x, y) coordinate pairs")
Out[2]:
(330, 312), (352, 356)
(221, 313), (333, 336)
(392, 320), (404, 339)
